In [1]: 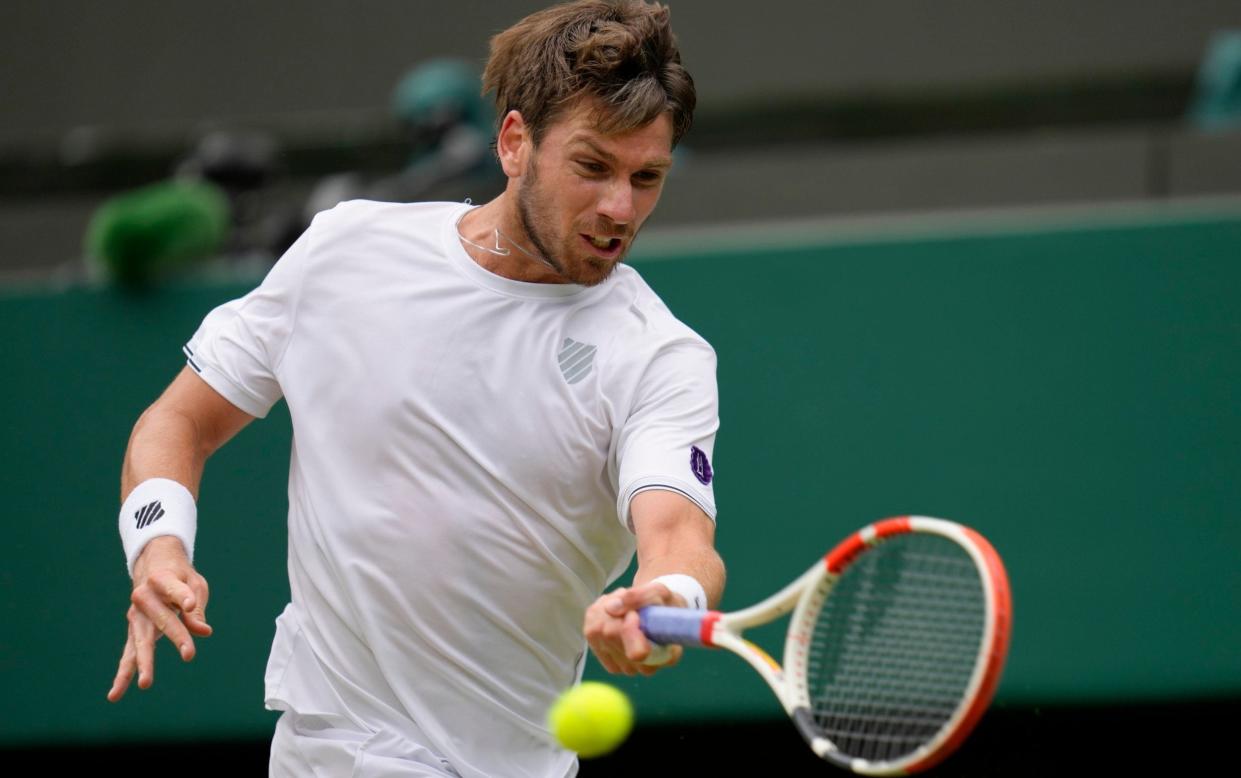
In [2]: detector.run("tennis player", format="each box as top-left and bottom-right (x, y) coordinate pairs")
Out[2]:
(107, 2), (724, 775)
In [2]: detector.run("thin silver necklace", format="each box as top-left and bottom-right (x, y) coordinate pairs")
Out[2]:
(457, 223), (559, 273)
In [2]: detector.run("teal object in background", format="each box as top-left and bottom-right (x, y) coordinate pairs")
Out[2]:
(1190, 30), (1241, 130)
(1, 207), (1239, 745)
(392, 58), (490, 131)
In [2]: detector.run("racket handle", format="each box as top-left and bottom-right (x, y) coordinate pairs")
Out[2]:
(639, 605), (708, 647)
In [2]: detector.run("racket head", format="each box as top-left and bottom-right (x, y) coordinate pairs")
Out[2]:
(785, 517), (1012, 775)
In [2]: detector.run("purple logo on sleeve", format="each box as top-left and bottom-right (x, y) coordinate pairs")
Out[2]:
(690, 446), (713, 485)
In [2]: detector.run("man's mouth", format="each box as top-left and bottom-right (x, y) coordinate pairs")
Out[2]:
(582, 234), (624, 257)
(586, 234), (621, 249)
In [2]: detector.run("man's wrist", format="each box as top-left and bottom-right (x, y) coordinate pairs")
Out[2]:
(649, 573), (707, 610)
(119, 478), (197, 577)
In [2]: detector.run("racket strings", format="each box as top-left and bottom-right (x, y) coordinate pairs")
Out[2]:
(806, 534), (986, 765)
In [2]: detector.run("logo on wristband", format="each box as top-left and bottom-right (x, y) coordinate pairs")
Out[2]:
(134, 500), (166, 530)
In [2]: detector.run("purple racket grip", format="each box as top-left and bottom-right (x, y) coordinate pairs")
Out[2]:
(639, 606), (707, 647)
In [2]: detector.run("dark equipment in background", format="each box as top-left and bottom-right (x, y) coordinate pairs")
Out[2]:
(82, 59), (506, 289)
(303, 58), (503, 224)
(176, 129), (304, 262)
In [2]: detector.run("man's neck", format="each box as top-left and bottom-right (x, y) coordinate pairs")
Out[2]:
(457, 197), (565, 284)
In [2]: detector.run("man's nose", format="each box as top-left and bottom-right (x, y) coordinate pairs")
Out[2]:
(596, 180), (636, 226)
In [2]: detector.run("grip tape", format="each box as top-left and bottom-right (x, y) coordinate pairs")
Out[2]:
(639, 606), (708, 647)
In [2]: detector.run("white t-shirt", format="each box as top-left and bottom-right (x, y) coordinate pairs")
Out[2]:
(184, 200), (719, 777)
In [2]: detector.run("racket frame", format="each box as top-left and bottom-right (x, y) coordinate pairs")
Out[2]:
(648, 516), (1011, 776)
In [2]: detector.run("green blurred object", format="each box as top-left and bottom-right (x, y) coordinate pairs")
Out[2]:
(85, 179), (230, 287)
(1190, 30), (1241, 130)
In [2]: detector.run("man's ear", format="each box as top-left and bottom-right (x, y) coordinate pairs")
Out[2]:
(497, 110), (530, 178)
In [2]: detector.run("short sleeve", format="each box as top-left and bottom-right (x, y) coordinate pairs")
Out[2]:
(615, 338), (719, 531)
(183, 221), (316, 418)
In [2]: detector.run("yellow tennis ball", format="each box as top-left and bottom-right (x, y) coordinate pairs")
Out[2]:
(547, 681), (634, 758)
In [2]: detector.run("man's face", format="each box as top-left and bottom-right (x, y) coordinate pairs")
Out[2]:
(515, 103), (674, 286)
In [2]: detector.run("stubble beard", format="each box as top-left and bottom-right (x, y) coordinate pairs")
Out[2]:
(516, 172), (564, 277)
(516, 162), (619, 288)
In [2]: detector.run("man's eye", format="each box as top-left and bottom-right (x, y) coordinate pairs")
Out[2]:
(577, 161), (606, 174)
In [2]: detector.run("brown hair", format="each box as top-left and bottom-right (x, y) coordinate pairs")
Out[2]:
(482, 1), (695, 147)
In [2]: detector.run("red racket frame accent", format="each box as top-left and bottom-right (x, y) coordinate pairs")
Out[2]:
(700, 611), (723, 648)
(811, 516), (1011, 774)
(906, 524), (1012, 773)
(824, 516), (912, 574)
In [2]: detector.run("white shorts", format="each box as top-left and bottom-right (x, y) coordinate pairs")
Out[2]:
(270, 709), (462, 778)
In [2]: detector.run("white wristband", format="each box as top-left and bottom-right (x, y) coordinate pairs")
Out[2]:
(119, 478), (197, 577)
(650, 573), (708, 610)
(643, 573), (708, 666)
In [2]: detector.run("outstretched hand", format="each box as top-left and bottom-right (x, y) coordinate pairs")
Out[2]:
(584, 580), (685, 677)
(107, 536), (212, 701)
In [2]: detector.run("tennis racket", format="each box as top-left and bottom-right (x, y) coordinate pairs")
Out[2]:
(639, 516), (1011, 775)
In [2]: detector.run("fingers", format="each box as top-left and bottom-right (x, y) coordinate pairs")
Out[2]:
(131, 583), (195, 662)
(621, 610), (682, 668)
(107, 627), (138, 702)
(585, 588), (678, 677)
(619, 610), (649, 660)
(130, 605), (158, 690)
(182, 573), (213, 637)
(609, 581), (684, 613)
(585, 590), (638, 675)
(155, 572), (196, 613)
(111, 553), (215, 702)
(620, 610), (681, 669)
(134, 567), (215, 657)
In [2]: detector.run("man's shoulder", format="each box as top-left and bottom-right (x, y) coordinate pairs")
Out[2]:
(602, 265), (716, 356)
(278, 200), (469, 292)
(299, 199), (470, 272)
(310, 199), (466, 236)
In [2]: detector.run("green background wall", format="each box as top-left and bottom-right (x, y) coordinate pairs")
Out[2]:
(2, 209), (1239, 746)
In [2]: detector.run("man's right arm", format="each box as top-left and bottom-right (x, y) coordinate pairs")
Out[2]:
(107, 366), (255, 702)
(121, 367), (255, 498)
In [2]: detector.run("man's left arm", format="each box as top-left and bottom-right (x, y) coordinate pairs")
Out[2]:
(584, 489), (725, 676)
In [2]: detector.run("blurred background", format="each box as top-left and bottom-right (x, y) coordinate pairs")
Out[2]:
(2, 0), (1240, 774)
